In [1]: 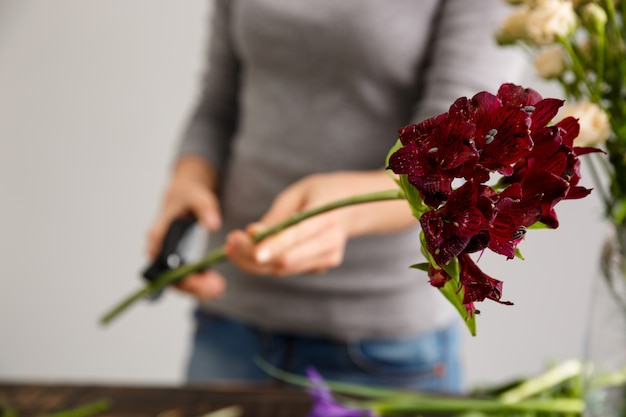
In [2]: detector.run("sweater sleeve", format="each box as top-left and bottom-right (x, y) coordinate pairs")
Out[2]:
(411, 0), (528, 123)
(176, 0), (240, 179)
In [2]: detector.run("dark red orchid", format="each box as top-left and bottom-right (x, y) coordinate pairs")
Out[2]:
(387, 83), (599, 316)
(450, 91), (533, 177)
(504, 114), (599, 227)
(420, 181), (490, 266)
(518, 167), (570, 228)
(488, 188), (542, 258)
(458, 254), (513, 306)
(427, 253), (513, 307)
(554, 116), (604, 199)
(496, 83), (543, 108)
(389, 114), (477, 207)
(529, 98), (565, 134)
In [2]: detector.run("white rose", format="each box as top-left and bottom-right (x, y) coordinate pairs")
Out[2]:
(534, 45), (566, 78)
(526, 0), (578, 45)
(556, 101), (611, 147)
(496, 5), (531, 44)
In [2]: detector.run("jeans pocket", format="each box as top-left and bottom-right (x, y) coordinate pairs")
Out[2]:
(346, 323), (462, 392)
(347, 334), (444, 379)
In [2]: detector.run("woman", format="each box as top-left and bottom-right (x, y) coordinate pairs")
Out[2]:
(147, 0), (525, 393)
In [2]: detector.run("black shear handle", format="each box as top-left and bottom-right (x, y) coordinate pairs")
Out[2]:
(142, 214), (197, 290)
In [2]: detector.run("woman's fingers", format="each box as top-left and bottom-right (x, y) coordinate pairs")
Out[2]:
(174, 270), (226, 300)
(251, 212), (336, 263)
(147, 181), (221, 260)
(225, 230), (276, 275)
(268, 233), (345, 276)
(226, 212), (346, 276)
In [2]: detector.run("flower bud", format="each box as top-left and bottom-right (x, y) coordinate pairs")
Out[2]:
(580, 3), (607, 34)
(556, 100), (611, 147)
(534, 45), (566, 78)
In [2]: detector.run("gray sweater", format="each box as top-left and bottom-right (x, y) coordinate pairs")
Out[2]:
(178, 0), (526, 340)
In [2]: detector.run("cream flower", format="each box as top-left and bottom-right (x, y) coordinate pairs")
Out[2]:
(526, 0), (578, 45)
(496, 5), (530, 44)
(534, 45), (566, 78)
(557, 101), (611, 147)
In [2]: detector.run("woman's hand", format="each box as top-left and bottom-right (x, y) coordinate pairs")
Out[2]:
(225, 170), (415, 277)
(146, 156), (226, 300)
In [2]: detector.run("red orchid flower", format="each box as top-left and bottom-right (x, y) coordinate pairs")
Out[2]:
(389, 112), (477, 207)
(450, 91), (533, 177)
(420, 181), (490, 266)
(458, 253), (513, 306)
(387, 83), (601, 317)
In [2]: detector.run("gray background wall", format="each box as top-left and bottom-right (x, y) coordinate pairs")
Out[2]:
(0, 0), (606, 389)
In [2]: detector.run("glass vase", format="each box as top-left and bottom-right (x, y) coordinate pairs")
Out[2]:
(584, 224), (626, 417)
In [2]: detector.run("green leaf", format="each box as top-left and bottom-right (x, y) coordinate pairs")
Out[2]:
(529, 221), (550, 230)
(419, 232), (437, 267)
(440, 256), (460, 281)
(385, 138), (402, 167)
(437, 259), (477, 337)
(410, 262), (430, 272)
(398, 174), (427, 219)
(416, 233), (477, 336)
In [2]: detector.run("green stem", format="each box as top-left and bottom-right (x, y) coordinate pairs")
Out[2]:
(100, 189), (405, 325)
(497, 359), (582, 403)
(372, 396), (585, 415)
(559, 36), (595, 99)
(586, 151), (613, 216)
(254, 356), (414, 399)
(595, 24), (605, 98)
(588, 366), (626, 391)
(39, 400), (110, 417)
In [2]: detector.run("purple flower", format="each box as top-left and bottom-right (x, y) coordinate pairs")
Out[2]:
(306, 367), (376, 417)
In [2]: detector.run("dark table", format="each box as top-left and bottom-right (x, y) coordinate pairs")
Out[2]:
(0, 381), (313, 417)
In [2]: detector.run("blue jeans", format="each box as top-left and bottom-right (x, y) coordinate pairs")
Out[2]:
(186, 309), (462, 393)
